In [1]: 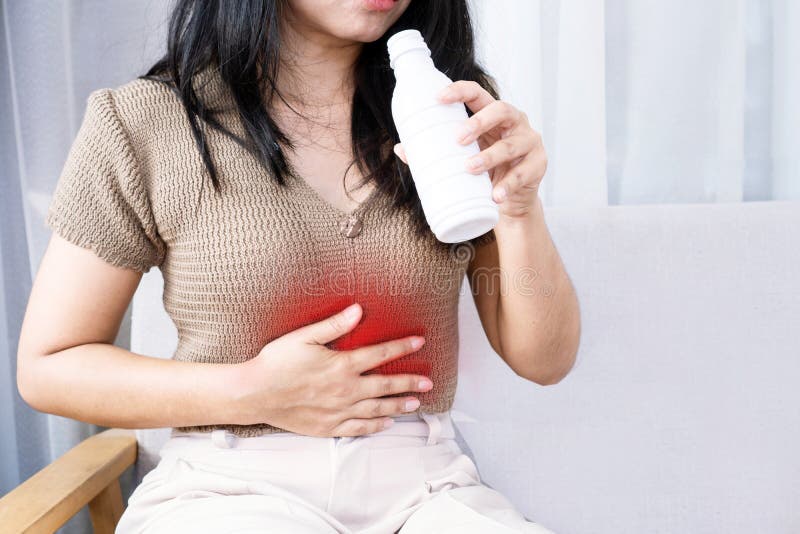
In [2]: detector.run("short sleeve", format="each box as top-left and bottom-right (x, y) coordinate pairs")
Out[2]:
(45, 88), (166, 273)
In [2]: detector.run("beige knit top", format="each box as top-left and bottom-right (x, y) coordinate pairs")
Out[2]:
(45, 66), (495, 437)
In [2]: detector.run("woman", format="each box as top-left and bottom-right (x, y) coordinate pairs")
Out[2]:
(17, 0), (580, 532)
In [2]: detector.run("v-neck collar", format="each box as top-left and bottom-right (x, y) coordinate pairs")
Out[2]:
(290, 171), (383, 220)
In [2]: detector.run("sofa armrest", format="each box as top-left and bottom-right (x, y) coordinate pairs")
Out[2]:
(0, 428), (137, 534)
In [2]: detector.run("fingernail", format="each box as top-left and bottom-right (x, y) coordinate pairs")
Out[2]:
(455, 121), (475, 142)
(494, 187), (507, 202)
(383, 418), (394, 428)
(438, 87), (453, 100)
(410, 336), (425, 349)
(466, 156), (484, 171)
(404, 399), (421, 411)
(418, 379), (433, 390)
(344, 303), (360, 320)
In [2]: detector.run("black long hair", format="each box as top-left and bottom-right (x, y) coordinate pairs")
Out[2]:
(140, 0), (499, 240)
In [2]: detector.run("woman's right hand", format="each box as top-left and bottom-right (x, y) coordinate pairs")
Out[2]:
(230, 302), (433, 437)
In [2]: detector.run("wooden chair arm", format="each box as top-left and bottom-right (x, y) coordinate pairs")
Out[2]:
(0, 428), (137, 534)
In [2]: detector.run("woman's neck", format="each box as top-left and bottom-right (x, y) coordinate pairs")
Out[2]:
(275, 14), (363, 111)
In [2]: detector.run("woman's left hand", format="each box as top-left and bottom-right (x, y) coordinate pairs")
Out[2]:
(393, 80), (547, 220)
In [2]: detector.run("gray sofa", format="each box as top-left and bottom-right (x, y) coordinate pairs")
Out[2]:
(131, 201), (800, 534)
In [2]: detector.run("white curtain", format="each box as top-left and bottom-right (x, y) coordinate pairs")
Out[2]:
(469, 0), (800, 205)
(1, 1), (796, 533)
(1, 2), (170, 533)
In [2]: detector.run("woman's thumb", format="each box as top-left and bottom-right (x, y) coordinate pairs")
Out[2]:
(299, 303), (362, 345)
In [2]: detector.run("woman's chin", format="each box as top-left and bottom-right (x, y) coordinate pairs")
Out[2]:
(330, 20), (400, 43)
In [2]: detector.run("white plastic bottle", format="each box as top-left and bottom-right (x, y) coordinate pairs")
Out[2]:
(387, 29), (499, 244)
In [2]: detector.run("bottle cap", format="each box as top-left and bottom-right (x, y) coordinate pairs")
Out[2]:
(387, 29), (430, 70)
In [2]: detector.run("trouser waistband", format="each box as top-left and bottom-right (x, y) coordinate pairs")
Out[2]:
(168, 411), (455, 451)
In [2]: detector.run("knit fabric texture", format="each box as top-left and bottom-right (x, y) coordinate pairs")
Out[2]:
(45, 66), (496, 437)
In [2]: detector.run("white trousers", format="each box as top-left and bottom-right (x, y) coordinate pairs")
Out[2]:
(115, 411), (555, 534)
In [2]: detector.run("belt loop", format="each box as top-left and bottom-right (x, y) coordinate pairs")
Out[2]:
(420, 412), (442, 445)
(211, 429), (235, 448)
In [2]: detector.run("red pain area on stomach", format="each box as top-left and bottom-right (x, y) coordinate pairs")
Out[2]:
(276, 292), (431, 379)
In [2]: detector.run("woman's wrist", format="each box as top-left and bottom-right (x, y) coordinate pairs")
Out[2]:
(219, 359), (273, 426)
(494, 192), (544, 237)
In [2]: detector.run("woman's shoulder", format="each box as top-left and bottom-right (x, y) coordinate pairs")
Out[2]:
(94, 75), (184, 139)
(99, 67), (232, 147)
(113, 74), (178, 105)
(77, 75), (209, 207)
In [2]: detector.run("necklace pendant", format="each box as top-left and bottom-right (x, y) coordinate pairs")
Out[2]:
(340, 214), (363, 238)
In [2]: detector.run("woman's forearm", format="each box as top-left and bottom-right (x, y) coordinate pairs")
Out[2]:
(493, 195), (581, 384)
(433, 79), (579, 384)
(17, 343), (243, 429)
